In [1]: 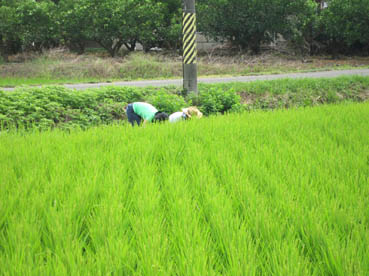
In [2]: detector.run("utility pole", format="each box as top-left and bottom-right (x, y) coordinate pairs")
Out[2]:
(182, 0), (198, 95)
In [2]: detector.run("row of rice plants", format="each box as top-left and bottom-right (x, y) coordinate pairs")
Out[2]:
(0, 102), (368, 275)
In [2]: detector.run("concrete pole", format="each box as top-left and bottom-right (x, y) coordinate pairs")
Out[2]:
(182, 0), (198, 95)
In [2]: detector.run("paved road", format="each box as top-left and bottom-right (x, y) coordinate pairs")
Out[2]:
(2, 68), (369, 91)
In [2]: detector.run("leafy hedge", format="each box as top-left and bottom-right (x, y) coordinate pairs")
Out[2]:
(0, 85), (241, 130)
(1, 76), (368, 131)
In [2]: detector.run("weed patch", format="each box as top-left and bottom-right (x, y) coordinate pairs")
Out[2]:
(1, 76), (369, 131)
(1, 50), (369, 87)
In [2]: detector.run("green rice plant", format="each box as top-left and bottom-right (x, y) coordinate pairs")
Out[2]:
(0, 102), (368, 275)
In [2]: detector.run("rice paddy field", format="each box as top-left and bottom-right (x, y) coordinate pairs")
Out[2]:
(0, 102), (368, 275)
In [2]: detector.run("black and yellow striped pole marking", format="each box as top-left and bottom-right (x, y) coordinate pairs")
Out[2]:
(183, 12), (197, 64)
(182, 0), (198, 94)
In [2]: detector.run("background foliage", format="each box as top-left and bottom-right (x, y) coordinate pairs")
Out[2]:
(1, 0), (369, 61)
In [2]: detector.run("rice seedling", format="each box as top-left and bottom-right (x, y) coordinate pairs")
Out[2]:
(0, 102), (368, 275)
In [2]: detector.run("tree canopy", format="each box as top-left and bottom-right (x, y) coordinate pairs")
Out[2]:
(1, 0), (368, 61)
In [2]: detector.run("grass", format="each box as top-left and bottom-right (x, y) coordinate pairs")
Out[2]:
(1, 102), (368, 275)
(1, 49), (369, 87)
(199, 75), (369, 96)
(0, 77), (106, 87)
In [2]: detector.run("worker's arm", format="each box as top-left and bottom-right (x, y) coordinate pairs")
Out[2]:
(142, 120), (148, 126)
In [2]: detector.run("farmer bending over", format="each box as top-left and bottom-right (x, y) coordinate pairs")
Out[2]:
(169, 106), (203, 123)
(126, 102), (168, 126)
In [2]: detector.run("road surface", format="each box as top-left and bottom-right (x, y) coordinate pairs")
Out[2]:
(2, 68), (369, 91)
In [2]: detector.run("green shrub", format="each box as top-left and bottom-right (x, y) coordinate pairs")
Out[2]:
(0, 86), (188, 130)
(197, 88), (241, 115)
(94, 86), (145, 103)
(0, 86), (128, 130)
(146, 90), (188, 114)
(1, 77), (368, 131)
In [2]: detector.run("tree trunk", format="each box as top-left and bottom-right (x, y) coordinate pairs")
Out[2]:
(1, 51), (9, 63)
(250, 43), (261, 54)
(124, 40), (136, 51)
(77, 42), (85, 55)
(111, 40), (124, 57)
(97, 40), (115, 57)
(0, 42), (9, 63)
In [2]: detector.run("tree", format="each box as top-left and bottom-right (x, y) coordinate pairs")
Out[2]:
(80, 0), (165, 56)
(197, 0), (289, 53)
(57, 0), (91, 54)
(16, 0), (59, 52)
(123, 0), (166, 52)
(282, 0), (321, 56)
(0, 1), (22, 62)
(83, 0), (125, 56)
(322, 0), (369, 54)
(141, 0), (182, 51)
